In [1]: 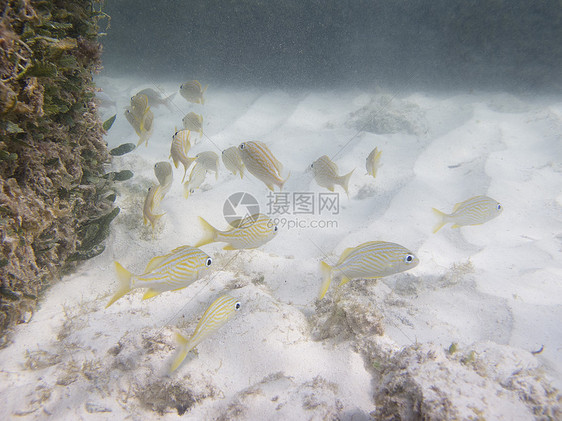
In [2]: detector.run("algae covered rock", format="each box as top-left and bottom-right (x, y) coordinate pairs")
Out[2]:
(0, 0), (114, 346)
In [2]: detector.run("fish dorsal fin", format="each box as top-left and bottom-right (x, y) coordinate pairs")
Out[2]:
(145, 255), (167, 272)
(337, 246), (356, 265)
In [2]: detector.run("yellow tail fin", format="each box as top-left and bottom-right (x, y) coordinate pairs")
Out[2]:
(169, 333), (190, 373)
(106, 261), (133, 308)
(432, 208), (448, 233)
(319, 261), (333, 300)
(195, 217), (217, 247)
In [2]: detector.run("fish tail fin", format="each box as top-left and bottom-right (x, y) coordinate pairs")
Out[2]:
(279, 171), (291, 191)
(106, 261), (133, 308)
(169, 333), (191, 373)
(196, 217), (217, 247)
(181, 158), (196, 183)
(339, 169), (354, 195)
(432, 208), (448, 233)
(319, 261), (333, 300)
(163, 92), (176, 111)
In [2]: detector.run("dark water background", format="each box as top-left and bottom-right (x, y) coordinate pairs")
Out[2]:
(101, 0), (562, 92)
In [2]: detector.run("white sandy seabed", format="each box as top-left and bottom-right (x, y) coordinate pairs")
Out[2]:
(1, 75), (561, 420)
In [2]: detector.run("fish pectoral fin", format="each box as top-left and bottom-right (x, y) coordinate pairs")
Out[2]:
(142, 288), (160, 300)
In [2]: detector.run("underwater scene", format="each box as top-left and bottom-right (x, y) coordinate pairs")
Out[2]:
(1, 0), (562, 419)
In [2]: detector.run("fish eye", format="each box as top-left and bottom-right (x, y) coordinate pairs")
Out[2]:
(205, 257), (212, 266)
(235, 302), (241, 311)
(404, 254), (415, 264)
(497, 204), (502, 210)
(310, 163), (314, 168)
(274, 225), (278, 232)
(239, 143), (245, 150)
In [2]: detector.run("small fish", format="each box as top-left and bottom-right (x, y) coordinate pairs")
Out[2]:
(222, 146), (245, 178)
(154, 161), (173, 192)
(124, 109), (141, 135)
(170, 129), (196, 182)
(179, 80), (208, 104)
(137, 108), (154, 147)
(238, 141), (288, 191)
(195, 151), (219, 180)
(196, 213), (278, 250)
(183, 163), (207, 198)
(182, 112), (203, 138)
(136, 88), (176, 111)
(319, 241), (419, 299)
(95, 90), (116, 108)
(143, 185), (165, 229)
(366, 147), (382, 178)
(130, 93), (149, 119)
(106, 245), (212, 308)
(432, 195), (503, 233)
(311, 155), (354, 195)
(170, 294), (241, 372)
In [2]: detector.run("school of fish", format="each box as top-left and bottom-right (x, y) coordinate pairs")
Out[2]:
(109, 80), (504, 372)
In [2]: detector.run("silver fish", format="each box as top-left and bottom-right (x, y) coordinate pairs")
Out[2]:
(432, 195), (503, 233)
(170, 294), (241, 372)
(182, 112), (203, 138)
(154, 161), (173, 192)
(136, 88), (176, 110)
(179, 80), (207, 104)
(106, 245), (212, 308)
(196, 213), (278, 250)
(311, 155), (353, 195)
(238, 141), (287, 191)
(195, 151), (219, 180)
(183, 163), (207, 198)
(319, 241), (419, 299)
(222, 146), (245, 178)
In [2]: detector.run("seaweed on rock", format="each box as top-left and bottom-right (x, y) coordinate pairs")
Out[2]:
(0, 0), (113, 346)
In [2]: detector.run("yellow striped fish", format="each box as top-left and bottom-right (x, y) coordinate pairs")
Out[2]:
(311, 155), (354, 195)
(222, 146), (245, 178)
(319, 241), (419, 299)
(182, 112), (203, 138)
(238, 141), (288, 191)
(170, 129), (196, 182)
(366, 147), (382, 178)
(106, 245), (212, 308)
(432, 195), (503, 233)
(143, 185), (165, 229)
(179, 80), (208, 104)
(170, 294), (241, 372)
(130, 93), (149, 119)
(196, 213), (278, 250)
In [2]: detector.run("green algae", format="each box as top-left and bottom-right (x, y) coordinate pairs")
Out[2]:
(0, 0), (115, 347)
